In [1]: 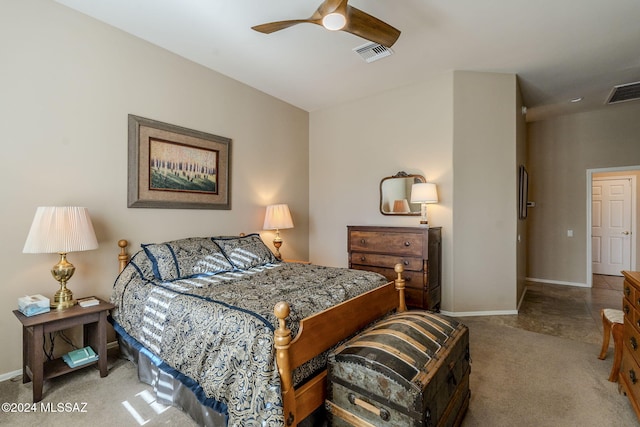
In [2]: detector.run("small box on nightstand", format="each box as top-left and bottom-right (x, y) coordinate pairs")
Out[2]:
(18, 294), (50, 316)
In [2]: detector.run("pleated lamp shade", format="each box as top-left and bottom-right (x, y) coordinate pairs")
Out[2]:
(410, 183), (439, 204)
(23, 207), (98, 254)
(263, 204), (294, 230)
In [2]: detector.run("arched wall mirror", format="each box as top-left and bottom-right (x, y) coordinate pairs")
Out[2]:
(380, 171), (426, 215)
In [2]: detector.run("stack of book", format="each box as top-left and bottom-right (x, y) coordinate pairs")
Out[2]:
(62, 346), (99, 368)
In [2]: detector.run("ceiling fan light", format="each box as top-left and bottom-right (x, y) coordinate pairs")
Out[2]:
(322, 12), (346, 31)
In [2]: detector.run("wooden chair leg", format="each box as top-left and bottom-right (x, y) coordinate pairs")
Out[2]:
(609, 323), (624, 382)
(599, 309), (611, 360)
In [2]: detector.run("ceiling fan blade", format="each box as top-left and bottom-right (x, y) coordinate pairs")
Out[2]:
(252, 20), (312, 34)
(317, 0), (348, 16)
(343, 5), (400, 48)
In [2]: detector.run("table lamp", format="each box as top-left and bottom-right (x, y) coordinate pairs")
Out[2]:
(263, 204), (294, 260)
(410, 183), (438, 226)
(23, 207), (99, 309)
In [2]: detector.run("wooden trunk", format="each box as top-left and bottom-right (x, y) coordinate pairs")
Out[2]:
(326, 311), (470, 427)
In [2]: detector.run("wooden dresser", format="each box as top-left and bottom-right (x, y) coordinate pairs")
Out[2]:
(621, 270), (640, 421)
(347, 226), (442, 310)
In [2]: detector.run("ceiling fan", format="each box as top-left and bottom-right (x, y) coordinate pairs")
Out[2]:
(251, 0), (401, 48)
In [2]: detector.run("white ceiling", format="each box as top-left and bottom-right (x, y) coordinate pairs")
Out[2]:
(54, 0), (640, 119)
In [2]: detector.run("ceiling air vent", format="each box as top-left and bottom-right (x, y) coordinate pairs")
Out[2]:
(353, 42), (394, 63)
(606, 81), (640, 104)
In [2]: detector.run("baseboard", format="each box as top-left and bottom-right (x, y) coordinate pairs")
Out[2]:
(440, 309), (519, 317)
(526, 277), (589, 288)
(0, 369), (22, 383)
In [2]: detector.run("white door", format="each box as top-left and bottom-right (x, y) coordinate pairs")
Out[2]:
(592, 178), (632, 275)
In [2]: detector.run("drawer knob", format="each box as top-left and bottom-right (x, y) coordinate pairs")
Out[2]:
(631, 336), (638, 351)
(404, 241), (411, 247)
(360, 239), (366, 245)
(403, 260), (409, 266)
(625, 305), (631, 315)
(637, 297), (640, 306)
(631, 369), (638, 384)
(626, 287), (632, 296)
(360, 256), (366, 262)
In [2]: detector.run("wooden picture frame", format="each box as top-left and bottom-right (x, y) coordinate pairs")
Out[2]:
(128, 115), (231, 209)
(518, 165), (528, 219)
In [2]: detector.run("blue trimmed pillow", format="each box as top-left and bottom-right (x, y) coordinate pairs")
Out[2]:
(142, 237), (234, 281)
(213, 234), (278, 270)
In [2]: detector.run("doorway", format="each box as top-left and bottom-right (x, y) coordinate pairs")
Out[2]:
(587, 166), (639, 286)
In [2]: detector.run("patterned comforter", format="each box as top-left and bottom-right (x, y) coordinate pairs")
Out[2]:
(111, 248), (388, 426)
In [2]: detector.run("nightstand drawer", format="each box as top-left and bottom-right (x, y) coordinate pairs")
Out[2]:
(349, 231), (424, 257)
(350, 252), (423, 271)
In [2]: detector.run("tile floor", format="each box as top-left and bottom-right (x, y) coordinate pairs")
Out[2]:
(469, 274), (625, 345)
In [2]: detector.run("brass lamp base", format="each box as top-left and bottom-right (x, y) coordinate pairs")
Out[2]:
(51, 285), (76, 309)
(51, 253), (77, 310)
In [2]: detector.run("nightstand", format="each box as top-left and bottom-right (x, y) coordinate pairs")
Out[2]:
(13, 297), (115, 402)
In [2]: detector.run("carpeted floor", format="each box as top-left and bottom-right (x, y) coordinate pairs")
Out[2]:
(460, 316), (637, 427)
(1, 315), (636, 426)
(0, 352), (193, 426)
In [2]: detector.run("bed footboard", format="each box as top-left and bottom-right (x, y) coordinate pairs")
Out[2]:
(274, 264), (406, 426)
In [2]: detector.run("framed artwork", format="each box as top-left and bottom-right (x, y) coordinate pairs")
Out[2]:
(128, 115), (231, 209)
(518, 165), (528, 219)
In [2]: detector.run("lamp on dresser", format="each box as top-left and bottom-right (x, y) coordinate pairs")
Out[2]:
(263, 204), (294, 260)
(23, 206), (99, 309)
(410, 182), (438, 226)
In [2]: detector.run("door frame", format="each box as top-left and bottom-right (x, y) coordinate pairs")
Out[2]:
(586, 166), (638, 286)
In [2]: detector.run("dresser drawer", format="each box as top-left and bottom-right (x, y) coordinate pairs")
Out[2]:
(633, 306), (640, 332)
(625, 297), (634, 320)
(625, 319), (640, 367)
(620, 348), (640, 409)
(625, 280), (636, 306)
(349, 231), (425, 257)
(350, 252), (423, 272)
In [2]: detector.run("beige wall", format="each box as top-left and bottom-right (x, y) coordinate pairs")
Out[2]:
(451, 71), (521, 313)
(527, 102), (640, 284)
(516, 84), (528, 305)
(309, 71), (522, 314)
(309, 72), (454, 303)
(0, 0), (309, 375)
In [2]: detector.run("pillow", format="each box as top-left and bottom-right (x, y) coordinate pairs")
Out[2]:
(142, 237), (234, 281)
(128, 249), (156, 280)
(213, 234), (278, 270)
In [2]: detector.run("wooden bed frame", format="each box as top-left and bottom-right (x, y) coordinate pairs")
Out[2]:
(117, 239), (407, 426)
